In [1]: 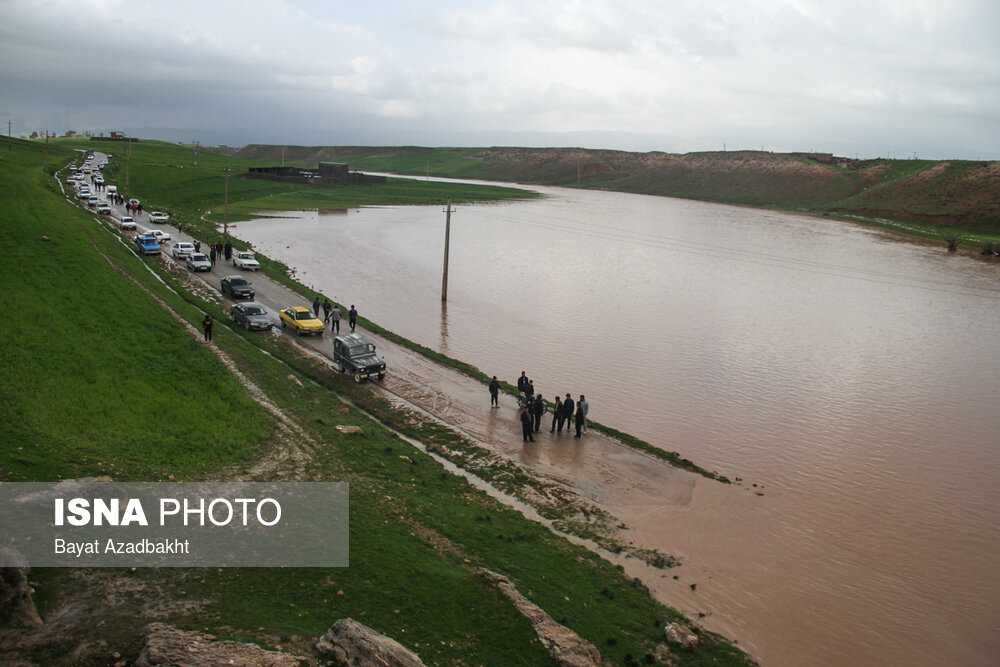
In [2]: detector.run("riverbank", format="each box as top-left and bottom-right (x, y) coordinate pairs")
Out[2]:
(0, 138), (754, 665)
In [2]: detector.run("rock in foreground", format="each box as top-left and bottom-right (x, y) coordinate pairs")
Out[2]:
(135, 622), (305, 666)
(315, 618), (424, 666)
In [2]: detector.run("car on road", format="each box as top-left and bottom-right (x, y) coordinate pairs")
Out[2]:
(279, 307), (324, 336)
(96, 202), (111, 214)
(185, 253), (212, 272)
(171, 242), (195, 259)
(134, 234), (160, 255)
(149, 211), (170, 224)
(145, 229), (171, 243)
(86, 196), (99, 207)
(332, 333), (386, 383)
(232, 250), (260, 271)
(220, 275), (255, 299)
(119, 216), (136, 230)
(230, 302), (273, 331)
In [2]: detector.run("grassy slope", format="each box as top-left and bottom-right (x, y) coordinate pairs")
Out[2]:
(2, 138), (752, 666)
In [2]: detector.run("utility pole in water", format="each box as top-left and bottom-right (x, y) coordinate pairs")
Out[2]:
(441, 199), (452, 302)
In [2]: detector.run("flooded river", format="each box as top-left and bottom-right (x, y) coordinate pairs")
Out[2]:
(236, 184), (1000, 666)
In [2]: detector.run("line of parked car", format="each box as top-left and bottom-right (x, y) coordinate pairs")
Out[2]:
(70, 153), (387, 382)
(223, 279), (386, 382)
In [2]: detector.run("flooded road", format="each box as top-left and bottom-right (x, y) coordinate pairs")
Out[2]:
(235, 184), (1000, 666)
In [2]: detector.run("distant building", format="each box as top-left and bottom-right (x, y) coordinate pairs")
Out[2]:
(246, 162), (385, 185)
(91, 131), (137, 142)
(792, 152), (836, 165)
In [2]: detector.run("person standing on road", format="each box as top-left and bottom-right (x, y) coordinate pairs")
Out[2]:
(322, 298), (332, 323)
(574, 398), (586, 438)
(517, 371), (530, 399)
(550, 396), (562, 432)
(224, 242), (233, 261)
(202, 315), (213, 342)
(532, 394), (546, 433)
(330, 305), (342, 333)
(489, 376), (500, 407)
(561, 394), (575, 433)
(209, 246), (216, 265)
(312, 297), (321, 319)
(520, 406), (535, 443)
(349, 305), (358, 332)
(578, 395), (589, 433)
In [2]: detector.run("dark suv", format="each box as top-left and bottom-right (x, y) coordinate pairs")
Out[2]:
(332, 333), (386, 383)
(221, 275), (255, 299)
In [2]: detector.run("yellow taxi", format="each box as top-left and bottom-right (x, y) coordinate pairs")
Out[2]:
(279, 306), (324, 336)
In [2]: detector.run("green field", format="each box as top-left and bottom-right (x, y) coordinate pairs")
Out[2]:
(1, 138), (753, 665)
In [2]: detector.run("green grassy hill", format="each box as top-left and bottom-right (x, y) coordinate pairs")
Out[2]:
(0, 137), (753, 666)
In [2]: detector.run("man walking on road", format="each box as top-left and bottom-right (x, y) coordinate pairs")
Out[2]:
(312, 297), (321, 319)
(578, 395), (589, 434)
(330, 305), (342, 333)
(322, 298), (332, 323)
(349, 305), (358, 332)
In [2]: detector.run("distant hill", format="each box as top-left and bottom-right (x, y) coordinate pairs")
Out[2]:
(220, 145), (1000, 239)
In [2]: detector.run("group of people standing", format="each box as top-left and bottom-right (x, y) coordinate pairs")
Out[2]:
(311, 296), (358, 333)
(499, 371), (590, 443)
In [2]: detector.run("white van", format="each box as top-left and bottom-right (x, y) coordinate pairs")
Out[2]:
(106, 185), (118, 196)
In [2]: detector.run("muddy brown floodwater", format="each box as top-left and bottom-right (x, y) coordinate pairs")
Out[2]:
(236, 182), (1000, 666)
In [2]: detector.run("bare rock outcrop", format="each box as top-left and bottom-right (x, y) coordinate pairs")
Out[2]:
(135, 622), (305, 666)
(664, 622), (699, 649)
(0, 551), (41, 628)
(315, 618), (424, 666)
(476, 568), (601, 667)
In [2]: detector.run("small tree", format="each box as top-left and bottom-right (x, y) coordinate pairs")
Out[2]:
(943, 234), (960, 252)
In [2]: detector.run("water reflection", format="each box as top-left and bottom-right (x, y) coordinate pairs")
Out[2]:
(439, 300), (449, 352)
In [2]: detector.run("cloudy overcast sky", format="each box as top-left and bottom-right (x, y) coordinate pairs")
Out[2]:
(2, 0), (998, 159)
